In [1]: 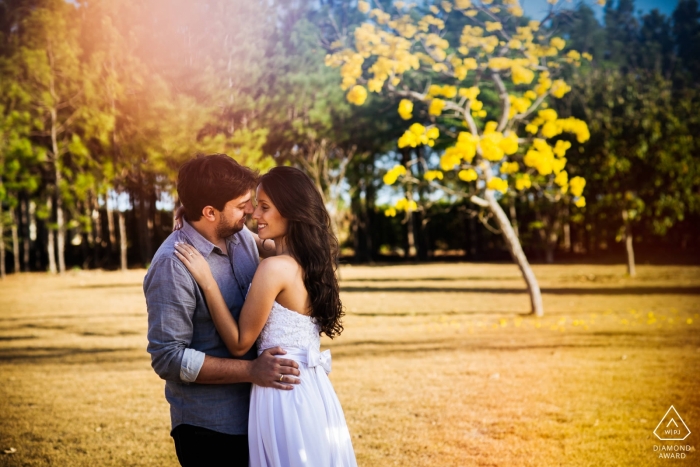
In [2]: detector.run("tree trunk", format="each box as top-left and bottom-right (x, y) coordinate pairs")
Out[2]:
(467, 214), (478, 259)
(0, 195), (5, 279)
(106, 195), (116, 251)
(622, 210), (636, 277)
(11, 208), (20, 273)
(55, 176), (66, 274)
(118, 209), (127, 271)
(484, 191), (544, 316)
(50, 105), (66, 274)
(509, 196), (519, 239)
(21, 198), (30, 271)
(46, 197), (57, 274)
(562, 206), (571, 253)
(405, 210), (417, 258)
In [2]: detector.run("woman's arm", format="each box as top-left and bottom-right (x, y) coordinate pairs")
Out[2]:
(251, 231), (276, 258)
(174, 243), (284, 356)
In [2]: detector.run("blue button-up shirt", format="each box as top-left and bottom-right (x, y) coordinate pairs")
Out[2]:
(144, 219), (259, 435)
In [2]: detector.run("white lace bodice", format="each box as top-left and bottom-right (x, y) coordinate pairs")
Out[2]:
(257, 301), (321, 353)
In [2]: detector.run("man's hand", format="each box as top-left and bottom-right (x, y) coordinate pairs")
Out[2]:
(250, 347), (300, 390)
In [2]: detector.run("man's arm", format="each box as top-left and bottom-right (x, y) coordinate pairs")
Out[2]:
(195, 347), (301, 390)
(145, 256), (201, 382)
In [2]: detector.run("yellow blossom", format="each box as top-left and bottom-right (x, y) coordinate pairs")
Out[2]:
(441, 85), (457, 98)
(398, 99), (413, 120)
(396, 198), (418, 212)
(508, 5), (524, 16)
(383, 164), (407, 185)
(500, 133), (519, 155)
(440, 151), (461, 171)
(368, 78), (384, 93)
(524, 90), (537, 100)
(488, 57), (511, 70)
(480, 133), (505, 161)
(554, 171), (568, 186)
(487, 177), (508, 193)
(485, 21), (502, 32)
(574, 196), (586, 207)
(508, 39), (522, 49)
(358, 1), (370, 13)
(551, 79), (572, 98)
(582, 52), (593, 61)
(541, 121), (561, 138)
(500, 161), (520, 174)
(538, 109), (558, 121)
(570, 176), (586, 197)
(458, 168), (478, 182)
(346, 85), (368, 105)
(515, 174), (531, 190)
(424, 170), (444, 181)
(552, 157), (567, 174)
(553, 140), (571, 157)
(428, 84), (442, 96)
(469, 100), (483, 111)
(384, 207), (397, 217)
(455, 0), (472, 9)
(511, 64), (534, 85)
(459, 86), (480, 100)
(550, 37), (566, 50)
(398, 124), (439, 148)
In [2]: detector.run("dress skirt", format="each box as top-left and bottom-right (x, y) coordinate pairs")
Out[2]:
(248, 347), (357, 467)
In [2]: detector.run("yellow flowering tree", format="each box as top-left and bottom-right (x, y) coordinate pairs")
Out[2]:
(326, 0), (597, 316)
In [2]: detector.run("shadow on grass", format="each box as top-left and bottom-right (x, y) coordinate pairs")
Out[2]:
(0, 335), (38, 341)
(71, 283), (143, 289)
(350, 310), (498, 317)
(342, 276), (522, 282)
(0, 346), (143, 364)
(329, 333), (693, 358)
(340, 286), (700, 295)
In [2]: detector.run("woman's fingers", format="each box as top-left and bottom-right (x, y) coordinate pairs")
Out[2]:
(173, 250), (190, 265)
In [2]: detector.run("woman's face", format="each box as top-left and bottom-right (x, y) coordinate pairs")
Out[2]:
(253, 185), (288, 240)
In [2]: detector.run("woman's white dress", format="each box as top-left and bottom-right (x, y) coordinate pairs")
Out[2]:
(248, 301), (357, 467)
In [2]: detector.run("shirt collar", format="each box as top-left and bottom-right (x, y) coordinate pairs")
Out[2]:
(180, 219), (224, 258)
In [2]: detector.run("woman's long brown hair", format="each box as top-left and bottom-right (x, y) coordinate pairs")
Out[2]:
(258, 167), (344, 338)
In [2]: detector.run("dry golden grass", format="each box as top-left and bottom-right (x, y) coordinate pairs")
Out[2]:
(1, 263), (699, 466)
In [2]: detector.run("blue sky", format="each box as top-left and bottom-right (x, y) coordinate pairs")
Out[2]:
(521, 0), (680, 20)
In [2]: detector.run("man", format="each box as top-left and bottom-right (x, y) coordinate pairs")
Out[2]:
(144, 154), (300, 467)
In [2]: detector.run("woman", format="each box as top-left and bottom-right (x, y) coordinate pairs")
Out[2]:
(174, 166), (357, 467)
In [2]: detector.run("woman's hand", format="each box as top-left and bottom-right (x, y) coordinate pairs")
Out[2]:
(173, 206), (186, 231)
(174, 243), (216, 291)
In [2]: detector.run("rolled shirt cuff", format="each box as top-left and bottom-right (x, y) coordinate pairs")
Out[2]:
(180, 348), (206, 382)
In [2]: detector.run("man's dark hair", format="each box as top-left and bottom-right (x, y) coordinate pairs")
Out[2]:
(177, 154), (258, 221)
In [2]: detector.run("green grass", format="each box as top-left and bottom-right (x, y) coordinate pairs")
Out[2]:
(1, 264), (699, 466)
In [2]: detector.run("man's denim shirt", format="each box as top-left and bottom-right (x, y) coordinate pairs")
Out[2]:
(144, 219), (259, 435)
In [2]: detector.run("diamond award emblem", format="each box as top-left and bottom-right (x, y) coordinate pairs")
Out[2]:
(654, 406), (691, 441)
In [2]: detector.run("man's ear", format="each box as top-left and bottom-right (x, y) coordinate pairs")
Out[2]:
(200, 206), (217, 222)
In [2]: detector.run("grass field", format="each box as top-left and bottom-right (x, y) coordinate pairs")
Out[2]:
(1, 263), (699, 466)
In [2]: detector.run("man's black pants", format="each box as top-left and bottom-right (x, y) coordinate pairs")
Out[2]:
(171, 424), (248, 467)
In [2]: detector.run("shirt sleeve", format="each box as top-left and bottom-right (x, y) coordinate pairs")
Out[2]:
(144, 256), (201, 383)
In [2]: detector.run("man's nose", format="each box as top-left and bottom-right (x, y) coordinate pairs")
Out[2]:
(245, 201), (255, 214)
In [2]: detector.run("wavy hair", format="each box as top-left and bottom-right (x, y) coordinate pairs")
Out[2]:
(258, 167), (344, 338)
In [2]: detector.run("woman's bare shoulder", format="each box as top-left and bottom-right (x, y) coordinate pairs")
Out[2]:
(256, 255), (301, 278)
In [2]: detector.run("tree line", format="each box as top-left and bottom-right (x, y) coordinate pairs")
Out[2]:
(0, 0), (699, 280)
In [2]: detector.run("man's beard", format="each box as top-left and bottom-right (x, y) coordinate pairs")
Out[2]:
(216, 211), (244, 239)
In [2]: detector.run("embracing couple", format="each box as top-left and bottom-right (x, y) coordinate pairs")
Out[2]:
(144, 154), (357, 467)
